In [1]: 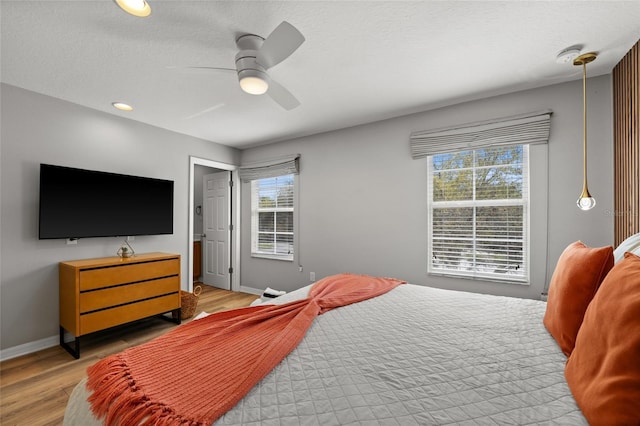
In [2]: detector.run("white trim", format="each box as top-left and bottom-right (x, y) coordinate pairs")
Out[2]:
(428, 271), (529, 285)
(251, 253), (294, 261)
(231, 170), (242, 292)
(188, 156), (240, 292)
(239, 285), (263, 296)
(0, 335), (58, 361)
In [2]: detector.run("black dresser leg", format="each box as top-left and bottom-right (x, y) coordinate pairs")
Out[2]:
(60, 326), (80, 359)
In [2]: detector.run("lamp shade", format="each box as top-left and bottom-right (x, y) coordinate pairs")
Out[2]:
(238, 69), (269, 95)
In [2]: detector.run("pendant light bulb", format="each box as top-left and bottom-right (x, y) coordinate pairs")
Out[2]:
(577, 192), (596, 210)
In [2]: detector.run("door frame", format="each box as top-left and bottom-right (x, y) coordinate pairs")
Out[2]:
(188, 156), (240, 292)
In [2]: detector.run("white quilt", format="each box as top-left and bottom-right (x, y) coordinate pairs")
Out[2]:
(64, 284), (586, 425)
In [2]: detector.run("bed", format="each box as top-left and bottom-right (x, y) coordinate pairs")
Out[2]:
(63, 237), (640, 425)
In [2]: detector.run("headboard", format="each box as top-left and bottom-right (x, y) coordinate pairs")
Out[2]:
(614, 232), (640, 263)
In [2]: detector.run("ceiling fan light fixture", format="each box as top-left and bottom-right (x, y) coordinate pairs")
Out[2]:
(114, 0), (151, 17)
(238, 70), (269, 95)
(240, 76), (269, 95)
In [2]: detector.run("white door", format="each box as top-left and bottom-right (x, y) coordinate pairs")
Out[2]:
(202, 171), (231, 290)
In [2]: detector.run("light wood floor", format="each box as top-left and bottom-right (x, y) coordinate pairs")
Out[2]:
(0, 285), (259, 426)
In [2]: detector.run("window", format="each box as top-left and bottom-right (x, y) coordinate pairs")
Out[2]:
(251, 174), (295, 260)
(427, 145), (529, 282)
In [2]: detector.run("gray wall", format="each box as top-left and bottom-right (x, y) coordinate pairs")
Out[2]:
(0, 84), (240, 351)
(239, 76), (614, 299)
(0, 75), (615, 354)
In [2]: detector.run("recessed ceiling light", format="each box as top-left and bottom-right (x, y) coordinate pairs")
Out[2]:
(113, 0), (151, 17)
(112, 102), (134, 111)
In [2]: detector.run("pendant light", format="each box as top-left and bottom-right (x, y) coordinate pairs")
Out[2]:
(574, 52), (597, 211)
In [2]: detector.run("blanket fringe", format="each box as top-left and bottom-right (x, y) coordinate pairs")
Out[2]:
(86, 356), (134, 413)
(87, 355), (206, 425)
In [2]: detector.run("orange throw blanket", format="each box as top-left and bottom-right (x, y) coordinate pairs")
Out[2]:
(87, 273), (405, 425)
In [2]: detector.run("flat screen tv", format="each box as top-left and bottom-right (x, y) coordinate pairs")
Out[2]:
(39, 164), (174, 239)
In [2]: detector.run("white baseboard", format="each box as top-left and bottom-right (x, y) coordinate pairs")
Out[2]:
(1, 288), (264, 361)
(239, 285), (263, 296)
(1, 335), (58, 362)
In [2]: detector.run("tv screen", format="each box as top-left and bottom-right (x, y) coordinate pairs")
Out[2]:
(39, 164), (174, 239)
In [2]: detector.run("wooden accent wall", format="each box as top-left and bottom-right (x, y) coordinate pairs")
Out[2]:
(613, 40), (640, 246)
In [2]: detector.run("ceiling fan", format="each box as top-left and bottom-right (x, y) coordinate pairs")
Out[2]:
(184, 21), (305, 110)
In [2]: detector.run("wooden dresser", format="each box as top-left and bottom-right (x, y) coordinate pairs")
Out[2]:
(59, 252), (181, 358)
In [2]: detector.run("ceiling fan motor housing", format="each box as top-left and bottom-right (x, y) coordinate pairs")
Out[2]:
(235, 34), (270, 93)
(235, 34), (266, 73)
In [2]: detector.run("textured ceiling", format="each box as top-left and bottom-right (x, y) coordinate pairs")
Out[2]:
(2, 1), (640, 148)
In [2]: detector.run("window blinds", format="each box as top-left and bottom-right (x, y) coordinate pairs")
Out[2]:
(251, 175), (294, 260)
(238, 154), (300, 182)
(428, 145), (529, 282)
(410, 110), (552, 159)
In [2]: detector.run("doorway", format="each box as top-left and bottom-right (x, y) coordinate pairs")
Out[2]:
(188, 156), (240, 292)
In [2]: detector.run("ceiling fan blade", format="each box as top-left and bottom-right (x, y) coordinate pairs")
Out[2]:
(184, 103), (226, 120)
(168, 66), (235, 74)
(256, 21), (305, 70)
(267, 78), (300, 110)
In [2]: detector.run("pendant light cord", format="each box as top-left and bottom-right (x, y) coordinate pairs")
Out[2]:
(582, 61), (588, 193)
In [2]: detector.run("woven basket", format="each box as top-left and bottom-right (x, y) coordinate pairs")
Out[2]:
(177, 285), (202, 320)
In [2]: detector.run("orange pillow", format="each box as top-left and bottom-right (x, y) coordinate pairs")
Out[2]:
(565, 252), (640, 425)
(543, 241), (613, 356)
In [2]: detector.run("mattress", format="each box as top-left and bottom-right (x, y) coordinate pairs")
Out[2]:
(64, 284), (586, 425)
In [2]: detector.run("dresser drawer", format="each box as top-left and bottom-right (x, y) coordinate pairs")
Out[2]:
(80, 293), (180, 335)
(79, 259), (179, 291)
(79, 277), (179, 313)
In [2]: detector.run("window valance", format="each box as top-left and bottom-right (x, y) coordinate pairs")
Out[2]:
(410, 110), (552, 159)
(238, 154), (300, 182)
